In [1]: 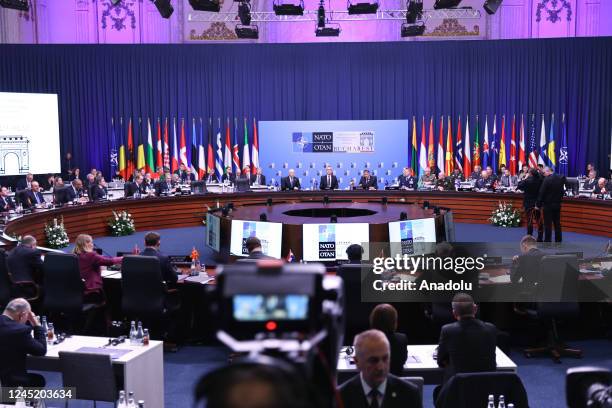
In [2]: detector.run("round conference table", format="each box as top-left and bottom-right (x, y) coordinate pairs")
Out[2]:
(3, 191), (611, 250)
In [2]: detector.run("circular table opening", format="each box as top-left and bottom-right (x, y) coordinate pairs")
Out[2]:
(283, 208), (377, 218)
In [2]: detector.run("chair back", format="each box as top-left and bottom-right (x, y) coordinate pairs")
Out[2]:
(536, 254), (580, 318)
(59, 351), (117, 402)
(336, 263), (375, 344)
(400, 376), (424, 403)
(435, 371), (529, 408)
(0, 249), (11, 308)
(121, 255), (165, 319)
(43, 253), (83, 313)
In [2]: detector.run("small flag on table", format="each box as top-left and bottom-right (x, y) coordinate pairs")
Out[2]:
(286, 249), (295, 263)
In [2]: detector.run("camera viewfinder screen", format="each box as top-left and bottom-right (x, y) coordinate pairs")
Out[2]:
(233, 294), (309, 321)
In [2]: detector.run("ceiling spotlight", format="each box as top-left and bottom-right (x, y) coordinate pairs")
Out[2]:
(273, 0), (304, 15)
(316, 26), (341, 36)
(347, 0), (378, 14)
(235, 24), (259, 39)
(189, 0), (220, 12)
(406, 0), (423, 24)
(152, 0), (174, 18)
(483, 0), (502, 14)
(0, 0), (29, 11)
(238, 1), (251, 25)
(317, 0), (325, 28)
(433, 0), (462, 9)
(401, 22), (425, 37)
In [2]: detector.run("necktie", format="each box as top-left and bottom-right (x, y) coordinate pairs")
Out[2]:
(368, 389), (380, 408)
(35, 193), (40, 204)
(328, 176), (331, 187)
(290, 177), (293, 186)
(257, 175), (261, 184)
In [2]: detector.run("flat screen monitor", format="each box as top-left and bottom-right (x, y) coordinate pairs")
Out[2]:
(230, 219), (283, 258)
(0, 92), (61, 175)
(388, 218), (437, 256)
(232, 294), (309, 322)
(302, 223), (369, 262)
(206, 213), (221, 252)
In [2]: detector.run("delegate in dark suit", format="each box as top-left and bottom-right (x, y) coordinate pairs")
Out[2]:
(281, 176), (301, 191)
(358, 175), (378, 190)
(386, 331), (409, 376)
(237, 250), (275, 262)
(250, 173), (266, 186)
(56, 184), (82, 205)
(89, 184), (107, 201)
(125, 182), (145, 198)
(517, 172), (543, 241)
(0, 195), (15, 212)
(398, 175), (417, 190)
(15, 178), (31, 191)
(7, 244), (43, 283)
(339, 374), (422, 408)
(140, 247), (178, 284)
(25, 190), (45, 208)
(0, 314), (47, 387)
(154, 179), (174, 196)
(510, 247), (545, 288)
(537, 172), (567, 242)
(204, 173), (219, 184)
(319, 174), (339, 190)
(437, 317), (497, 383)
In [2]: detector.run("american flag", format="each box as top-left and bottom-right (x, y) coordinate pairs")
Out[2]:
(528, 114), (538, 168)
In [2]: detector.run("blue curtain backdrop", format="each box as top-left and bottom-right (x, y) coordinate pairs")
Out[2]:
(0, 37), (610, 177)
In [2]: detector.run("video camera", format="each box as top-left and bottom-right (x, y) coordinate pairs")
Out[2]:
(200, 261), (344, 407)
(567, 366), (612, 408)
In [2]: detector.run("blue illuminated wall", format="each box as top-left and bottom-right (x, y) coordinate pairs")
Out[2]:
(259, 120), (409, 189)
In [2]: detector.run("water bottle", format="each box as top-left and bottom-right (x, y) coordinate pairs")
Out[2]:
(117, 390), (127, 408)
(497, 395), (506, 408)
(487, 395), (495, 408)
(137, 401), (145, 408)
(128, 392), (136, 407)
(507, 404), (514, 408)
(129, 321), (137, 344)
(41, 316), (48, 336)
(135, 322), (144, 345)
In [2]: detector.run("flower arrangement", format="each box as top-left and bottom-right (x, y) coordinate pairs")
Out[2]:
(489, 201), (521, 228)
(44, 217), (69, 248)
(108, 210), (135, 236)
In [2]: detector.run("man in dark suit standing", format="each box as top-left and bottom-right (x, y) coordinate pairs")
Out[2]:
(0, 186), (15, 212)
(358, 169), (378, 190)
(281, 169), (301, 191)
(437, 293), (497, 384)
(320, 166), (339, 190)
(25, 181), (45, 209)
(0, 298), (47, 387)
(15, 173), (34, 191)
(339, 329), (422, 408)
(250, 168), (266, 186)
(536, 167), (567, 242)
(140, 232), (178, 284)
(125, 175), (146, 198)
(7, 235), (43, 284)
(398, 168), (417, 190)
(517, 168), (543, 241)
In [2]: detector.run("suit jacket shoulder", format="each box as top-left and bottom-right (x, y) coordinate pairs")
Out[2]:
(385, 375), (422, 408)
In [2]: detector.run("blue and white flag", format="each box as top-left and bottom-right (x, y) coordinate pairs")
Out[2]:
(559, 113), (568, 176)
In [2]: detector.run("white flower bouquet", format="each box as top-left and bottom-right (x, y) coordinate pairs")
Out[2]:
(489, 201), (521, 228)
(108, 210), (135, 236)
(44, 217), (69, 248)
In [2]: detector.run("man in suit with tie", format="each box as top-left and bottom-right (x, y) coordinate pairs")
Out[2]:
(140, 232), (178, 284)
(398, 168), (417, 190)
(358, 169), (378, 190)
(155, 171), (175, 196)
(0, 298), (47, 387)
(221, 167), (235, 184)
(437, 293), (497, 384)
(15, 173), (34, 191)
(205, 169), (219, 184)
(250, 168), (266, 186)
(7, 235), (43, 284)
(24, 182), (45, 209)
(320, 166), (339, 190)
(57, 179), (84, 205)
(536, 167), (567, 242)
(281, 169), (301, 191)
(0, 186), (15, 212)
(339, 329), (422, 408)
(582, 170), (597, 191)
(125, 175), (146, 198)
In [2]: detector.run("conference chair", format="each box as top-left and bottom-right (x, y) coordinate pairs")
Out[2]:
(121, 255), (180, 342)
(336, 263), (376, 345)
(401, 376), (424, 404)
(58, 351), (118, 407)
(435, 372), (529, 408)
(0, 248), (40, 308)
(43, 253), (105, 334)
(523, 254), (582, 362)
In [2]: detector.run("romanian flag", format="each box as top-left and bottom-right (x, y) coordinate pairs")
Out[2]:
(146, 118), (155, 174)
(498, 115), (507, 168)
(445, 116), (453, 175)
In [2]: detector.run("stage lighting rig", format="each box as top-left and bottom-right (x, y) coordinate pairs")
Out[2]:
(235, 24), (259, 39)
(273, 0), (304, 15)
(315, 0), (341, 36)
(401, 22), (425, 37)
(483, 0), (502, 14)
(238, 1), (252, 25)
(0, 0), (28, 11)
(347, 0), (379, 15)
(152, 0), (174, 18)
(433, 0), (462, 9)
(406, 0), (423, 24)
(189, 0), (220, 12)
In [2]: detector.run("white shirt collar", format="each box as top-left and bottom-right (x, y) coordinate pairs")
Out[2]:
(360, 372), (387, 403)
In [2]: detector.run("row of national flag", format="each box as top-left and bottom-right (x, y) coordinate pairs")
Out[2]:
(409, 113), (568, 178)
(109, 117), (260, 181)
